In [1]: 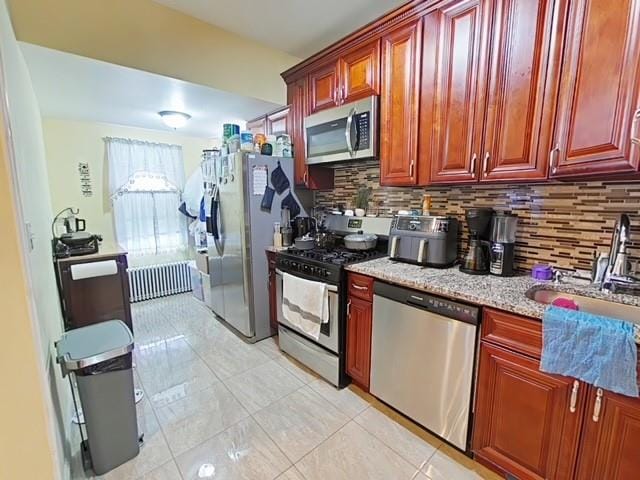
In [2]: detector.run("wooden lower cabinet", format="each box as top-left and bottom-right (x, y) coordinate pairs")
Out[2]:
(473, 342), (585, 480)
(474, 307), (640, 480)
(266, 251), (277, 332)
(575, 384), (640, 480)
(345, 294), (373, 391)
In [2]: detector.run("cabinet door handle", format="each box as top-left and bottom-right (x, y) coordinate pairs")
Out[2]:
(569, 380), (579, 413)
(352, 284), (368, 291)
(341, 86), (346, 104)
(550, 146), (560, 174)
(483, 152), (490, 175)
(347, 299), (352, 317)
(303, 171), (308, 185)
(409, 160), (415, 178)
(632, 109), (640, 144)
(592, 388), (604, 422)
(470, 153), (477, 178)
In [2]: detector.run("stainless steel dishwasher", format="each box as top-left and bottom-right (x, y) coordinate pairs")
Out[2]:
(370, 281), (479, 451)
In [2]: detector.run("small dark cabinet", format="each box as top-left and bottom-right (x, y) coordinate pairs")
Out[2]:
(56, 252), (132, 332)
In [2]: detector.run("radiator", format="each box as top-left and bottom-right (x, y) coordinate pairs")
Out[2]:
(127, 261), (192, 302)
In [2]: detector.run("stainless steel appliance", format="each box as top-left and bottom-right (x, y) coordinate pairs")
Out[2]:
(388, 215), (458, 267)
(460, 207), (494, 275)
(370, 282), (479, 451)
(490, 212), (518, 276)
(205, 152), (306, 341)
(304, 95), (378, 165)
(275, 214), (391, 387)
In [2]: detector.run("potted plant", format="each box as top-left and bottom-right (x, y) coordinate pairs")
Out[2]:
(354, 186), (372, 217)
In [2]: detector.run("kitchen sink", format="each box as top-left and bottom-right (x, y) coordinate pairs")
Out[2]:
(526, 288), (640, 325)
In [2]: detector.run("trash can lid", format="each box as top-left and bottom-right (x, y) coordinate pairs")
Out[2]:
(56, 320), (134, 371)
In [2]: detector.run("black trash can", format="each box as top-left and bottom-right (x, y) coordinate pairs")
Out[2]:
(56, 320), (139, 475)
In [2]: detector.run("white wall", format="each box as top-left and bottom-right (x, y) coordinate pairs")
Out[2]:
(42, 118), (214, 251)
(0, 0), (66, 477)
(8, 0), (299, 104)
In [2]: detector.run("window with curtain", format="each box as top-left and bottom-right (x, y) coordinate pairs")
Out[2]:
(106, 137), (187, 257)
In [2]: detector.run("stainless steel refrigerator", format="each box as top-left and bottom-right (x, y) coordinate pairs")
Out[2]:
(206, 152), (304, 341)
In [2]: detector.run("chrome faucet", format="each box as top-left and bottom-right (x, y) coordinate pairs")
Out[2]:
(601, 214), (639, 293)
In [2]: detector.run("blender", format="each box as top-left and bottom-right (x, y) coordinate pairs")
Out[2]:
(460, 207), (494, 275)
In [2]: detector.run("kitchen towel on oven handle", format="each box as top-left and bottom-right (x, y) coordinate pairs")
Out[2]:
(281, 271), (328, 340)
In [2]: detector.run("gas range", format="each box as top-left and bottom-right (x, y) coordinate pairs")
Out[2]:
(274, 214), (392, 389)
(276, 247), (386, 284)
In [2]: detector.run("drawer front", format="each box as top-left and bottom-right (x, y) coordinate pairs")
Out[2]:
(482, 308), (542, 359)
(348, 272), (374, 301)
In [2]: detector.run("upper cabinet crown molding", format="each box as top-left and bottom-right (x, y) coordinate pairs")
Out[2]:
(281, 0), (431, 83)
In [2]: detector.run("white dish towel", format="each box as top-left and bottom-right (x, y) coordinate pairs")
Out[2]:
(282, 272), (329, 340)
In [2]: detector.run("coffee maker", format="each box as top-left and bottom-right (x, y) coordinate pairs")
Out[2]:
(460, 207), (494, 275)
(490, 212), (518, 276)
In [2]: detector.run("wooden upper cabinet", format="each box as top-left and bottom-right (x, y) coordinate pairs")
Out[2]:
(473, 342), (586, 480)
(551, 0), (640, 178)
(481, 0), (565, 182)
(266, 106), (290, 135)
(422, 0), (489, 184)
(340, 40), (381, 104)
(288, 78), (309, 186)
(308, 62), (339, 114)
(576, 387), (640, 480)
(246, 116), (267, 136)
(380, 19), (422, 186)
(287, 77), (334, 189)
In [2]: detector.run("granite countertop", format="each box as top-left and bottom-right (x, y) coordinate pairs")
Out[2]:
(346, 257), (640, 321)
(266, 246), (289, 253)
(56, 243), (127, 263)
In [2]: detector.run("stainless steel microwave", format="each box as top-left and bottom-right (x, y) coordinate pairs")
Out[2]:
(304, 95), (378, 165)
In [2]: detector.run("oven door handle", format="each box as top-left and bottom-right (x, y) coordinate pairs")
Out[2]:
(345, 107), (356, 158)
(276, 269), (338, 292)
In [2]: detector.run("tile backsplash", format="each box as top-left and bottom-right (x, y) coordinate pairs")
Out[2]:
(313, 160), (640, 272)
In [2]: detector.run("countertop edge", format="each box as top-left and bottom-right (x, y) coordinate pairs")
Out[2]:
(346, 258), (640, 321)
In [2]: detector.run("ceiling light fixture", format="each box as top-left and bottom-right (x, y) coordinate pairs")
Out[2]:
(158, 110), (191, 129)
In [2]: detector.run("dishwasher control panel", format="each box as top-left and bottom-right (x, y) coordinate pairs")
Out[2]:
(373, 281), (479, 325)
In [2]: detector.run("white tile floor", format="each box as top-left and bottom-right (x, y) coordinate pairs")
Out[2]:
(70, 294), (501, 480)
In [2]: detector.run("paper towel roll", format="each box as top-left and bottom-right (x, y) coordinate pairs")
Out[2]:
(71, 260), (118, 280)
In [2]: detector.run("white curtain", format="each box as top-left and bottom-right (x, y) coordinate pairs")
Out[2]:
(106, 137), (187, 257)
(107, 137), (184, 196)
